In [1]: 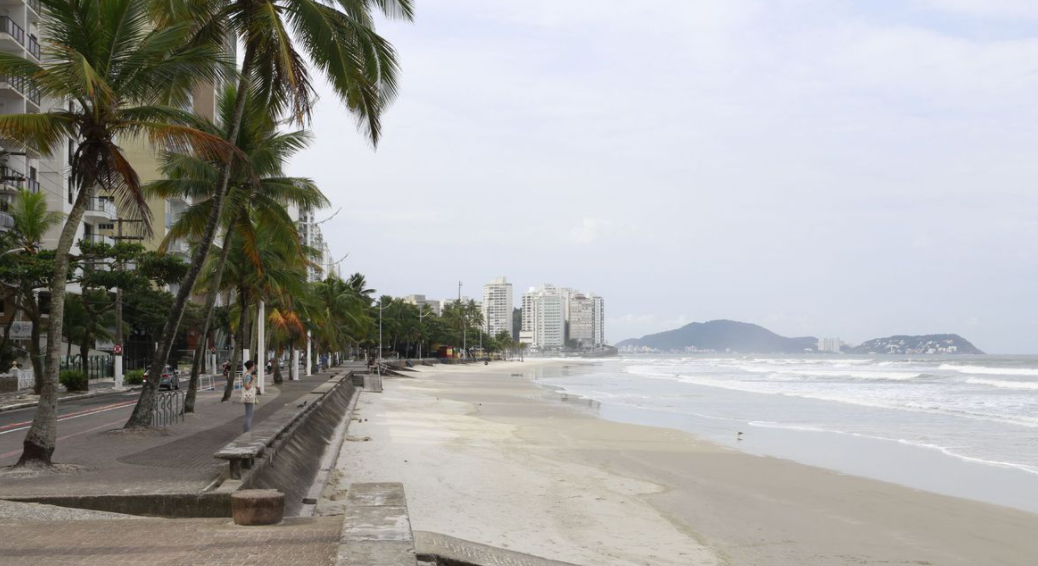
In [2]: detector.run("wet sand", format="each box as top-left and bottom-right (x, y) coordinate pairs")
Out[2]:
(321, 361), (1038, 565)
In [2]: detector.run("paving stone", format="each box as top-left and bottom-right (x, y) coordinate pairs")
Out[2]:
(0, 516), (341, 565)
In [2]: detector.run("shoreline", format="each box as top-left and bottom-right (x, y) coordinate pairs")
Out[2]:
(322, 360), (1038, 566)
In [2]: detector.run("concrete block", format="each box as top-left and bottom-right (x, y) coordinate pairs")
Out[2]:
(340, 541), (416, 566)
(231, 489), (284, 526)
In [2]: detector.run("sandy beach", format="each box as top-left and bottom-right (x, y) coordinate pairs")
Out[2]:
(320, 360), (1038, 565)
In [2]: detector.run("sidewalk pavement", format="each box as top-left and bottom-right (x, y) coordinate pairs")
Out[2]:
(0, 370), (340, 499)
(0, 516), (342, 565)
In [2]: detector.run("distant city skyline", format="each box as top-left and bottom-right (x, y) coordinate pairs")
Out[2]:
(290, 1), (1038, 354)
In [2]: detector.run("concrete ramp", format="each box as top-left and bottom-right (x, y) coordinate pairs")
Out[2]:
(338, 483), (416, 566)
(414, 531), (582, 566)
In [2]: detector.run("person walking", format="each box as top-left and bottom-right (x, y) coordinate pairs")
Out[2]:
(241, 360), (258, 433)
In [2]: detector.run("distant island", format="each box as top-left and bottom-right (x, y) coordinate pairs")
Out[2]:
(849, 334), (984, 355)
(617, 320), (817, 354)
(617, 320), (984, 355)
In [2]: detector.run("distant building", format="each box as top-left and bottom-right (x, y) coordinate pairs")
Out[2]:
(401, 294), (441, 316)
(288, 206), (337, 282)
(521, 285), (565, 350)
(817, 337), (842, 353)
(567, 294), (595, 346)
(482, 277), (513, 338)
(591, 294), (605, 347)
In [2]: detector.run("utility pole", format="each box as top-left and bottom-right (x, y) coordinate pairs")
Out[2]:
(378, 299), (383, 365)
(418, 306), (425, 360)
(112, 218), (143, 389)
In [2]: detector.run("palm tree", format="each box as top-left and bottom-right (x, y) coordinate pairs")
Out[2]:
(138, 85), (327, 414)
(206, 218), (311, 401)
(0, 191), (62, 394)
(0, 0), (236, 465)
(142, 0), (413, 427)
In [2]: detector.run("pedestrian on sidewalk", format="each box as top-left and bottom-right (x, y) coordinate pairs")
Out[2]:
(241, 360), (258, 433)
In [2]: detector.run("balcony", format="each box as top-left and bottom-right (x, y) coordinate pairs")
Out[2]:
(0, 17), (24, 46)
(0, 165), (24, 193)
(0, 210), (13, 231)
(167, 239), (190, 255)
(25, 179), (38, 194)
(81, 234), (114, 246)
(27, 36), (39, 60)
(85, 196), (116, 220)
(1, 74), (41, 106)
(27, 0), (41, 18)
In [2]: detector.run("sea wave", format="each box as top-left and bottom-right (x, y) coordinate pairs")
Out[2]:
(965, 377), (1038, 391)
(703, 365), (922, 381)
(747, 422), (1038, 476)
(939, 364), (1038, 377)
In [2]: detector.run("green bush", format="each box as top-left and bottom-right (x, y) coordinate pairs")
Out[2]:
(59, 370), (89, 392)
(125, 369), (144, 386)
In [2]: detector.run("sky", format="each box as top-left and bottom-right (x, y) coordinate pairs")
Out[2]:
(286, 0), (1038, 354)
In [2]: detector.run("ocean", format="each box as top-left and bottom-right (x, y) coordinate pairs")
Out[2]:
(534, 354), (1038, 514)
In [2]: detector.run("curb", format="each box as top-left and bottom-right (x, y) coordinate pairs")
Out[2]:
(0, 386), (141, 414)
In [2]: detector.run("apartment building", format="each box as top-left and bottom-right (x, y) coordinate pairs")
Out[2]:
(481, 277), (513, 338)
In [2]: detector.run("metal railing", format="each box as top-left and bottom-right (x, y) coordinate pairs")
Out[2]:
(27, 0), (41, 16)
(0, 17), (24, 45)
(82, 233), (114, 245)
(0, 211), (13, 230)
(0, 165), (24, 189)
(59, 355), (114, 380)
(25, 179), (39, 193)
(87, 196), (116, 216)
(153, 390), (185, 427)
(27, 36), (39, 60)
(1, 74), (41, 105)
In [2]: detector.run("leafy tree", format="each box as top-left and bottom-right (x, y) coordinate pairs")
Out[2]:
(0, 0), (236, 466)
(142, 0), (413, 428)
(0, 191), (62, 393)
(62, 240), (187, 387)
(145, 85), (326, 413)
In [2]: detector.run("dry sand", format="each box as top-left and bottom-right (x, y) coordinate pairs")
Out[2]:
(320, 361), (1038, 566)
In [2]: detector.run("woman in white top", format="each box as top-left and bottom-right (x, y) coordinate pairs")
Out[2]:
(241, 360), (257, 432)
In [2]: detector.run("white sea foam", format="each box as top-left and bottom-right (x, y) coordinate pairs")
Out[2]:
(965, 377), (1038, 391)
(939, 364), (1038, 377)
(749, 423), (1038, 476)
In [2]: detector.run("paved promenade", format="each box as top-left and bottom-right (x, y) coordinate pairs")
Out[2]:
(0, 371), (337, 498)
(0, 516), (341, 565)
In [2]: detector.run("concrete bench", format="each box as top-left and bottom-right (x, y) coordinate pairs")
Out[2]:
(214, 375), (347, 480)
(338, 483), (416, 566)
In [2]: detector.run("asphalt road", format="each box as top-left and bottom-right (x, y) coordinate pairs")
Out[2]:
(0, 390), (142, 465)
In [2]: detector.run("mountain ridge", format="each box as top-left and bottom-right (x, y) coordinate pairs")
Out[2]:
(618, 320), (984, 355)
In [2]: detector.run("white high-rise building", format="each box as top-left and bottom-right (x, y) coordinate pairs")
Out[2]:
(482, 277), (513, 338)
(566, 292), (605, 348)
(567, 294), (595, 346)
(591, 294), (605, 347)
(287, 205), (337, 282)
(817, 337), (842, 353)
(521, 285), (565, 350)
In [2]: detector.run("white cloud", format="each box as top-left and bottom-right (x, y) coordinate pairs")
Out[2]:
(916, 0), (1038, 19)
(569, 218), (609, 245)
(293, 0), (1038, 353)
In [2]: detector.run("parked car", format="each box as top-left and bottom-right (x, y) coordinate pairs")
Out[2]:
(144, 365), (180, 390)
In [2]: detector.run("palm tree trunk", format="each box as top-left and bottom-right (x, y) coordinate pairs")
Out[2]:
(128, 45), (257, 429)
(273, 345), (283, 385)
(27, 301), (42, 395)
(222, 294), (250, 402)
(185, 231), (233, 413)
(17, 183), (92, 467)
(79, 334), (90, 391)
